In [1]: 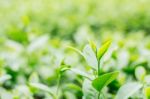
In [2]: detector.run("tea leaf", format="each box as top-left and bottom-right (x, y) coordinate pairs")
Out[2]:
(70, 68), (93, 80)
(67, 46), (84, 57)
(92, 71), (119, 92)
(89, 40), (97, 53)
(145, 87), (150, 99)
(115, 82), (142, 99)
(97, 40), (111, 60)
(0, 75), (11, 84)
(83, 45), (98, 70)
(82, 79), (98, 99)
(29, 83), (55, 98)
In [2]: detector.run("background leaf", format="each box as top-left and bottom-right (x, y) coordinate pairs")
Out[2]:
(115, 82), (142, 99)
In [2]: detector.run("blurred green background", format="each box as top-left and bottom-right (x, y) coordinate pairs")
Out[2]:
(0, 0), (150, 99)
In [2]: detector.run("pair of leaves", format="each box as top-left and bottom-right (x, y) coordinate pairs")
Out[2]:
(68, 40), (111, 70)
(92, 71), (119, 92)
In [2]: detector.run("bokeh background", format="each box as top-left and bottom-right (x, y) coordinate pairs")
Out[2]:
(0, 0), (150, 99)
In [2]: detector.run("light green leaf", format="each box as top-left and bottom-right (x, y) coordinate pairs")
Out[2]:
(29, 72), (39, 83)
(67, 46), (84, 57)
(82, 79), (98, 99)
(135, 66), (146, 81)
(97, 40), (111, 60)
(29, 83), (55, 98)
(70, 68), (93, 80)
(82, 45), (98, 70)
(68, 45), (98, 70)
(145, 87), (150, 99)
(115, 82), (142, 99)
(92, 71), (119, 92)
(59, 65), (71, 73)
(64, 83), (82, 92)
(89, 40), (97, 53)
(0, 75), (11, 84)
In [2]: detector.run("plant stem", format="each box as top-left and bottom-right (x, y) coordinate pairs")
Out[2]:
(56, 74), (61, 99)
(97, 60), (100, 76)
(98, 92), (101, 99)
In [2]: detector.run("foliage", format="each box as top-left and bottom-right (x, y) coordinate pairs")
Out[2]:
(0, 0), (150, 99)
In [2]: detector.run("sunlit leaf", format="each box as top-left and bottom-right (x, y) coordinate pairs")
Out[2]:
(70, 68), (93, 80)
(67, 46), (84, 57)
(89, 40), (97, 53)
(97, 40), (111, 60)
(145, 87), (150, 99)
(0, 75), (11, 84)
(82, 79), (98, 99)
(29, 83), (55, 98)
(115, 82), (142, 99)
(135, 66), (146, 81)
(29, 72), (39, 83)
(82, 45), (98, 69)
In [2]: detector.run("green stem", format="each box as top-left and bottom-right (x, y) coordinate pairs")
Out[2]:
(56, 74), (61, 99)
(98, 92), (101, 99)
(98, 60), (100, 76)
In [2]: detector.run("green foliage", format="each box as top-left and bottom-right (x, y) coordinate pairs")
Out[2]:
(0, 0), (150, 98)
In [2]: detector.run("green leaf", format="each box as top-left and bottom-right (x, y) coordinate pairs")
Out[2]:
(64, 83), (82, 92)
(115, 82), (142, 99)
(97, 40), (111, 60)
(59, 65), (71, 73)
(145, 87), (150, 99)
(92, 71), (119, 92)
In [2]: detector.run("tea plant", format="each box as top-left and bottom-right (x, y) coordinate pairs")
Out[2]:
(27, 40), (119, 99)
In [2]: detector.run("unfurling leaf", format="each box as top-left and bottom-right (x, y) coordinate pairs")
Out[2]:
(97, 40), (111, 60)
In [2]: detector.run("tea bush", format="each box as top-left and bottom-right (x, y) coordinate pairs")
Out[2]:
(0, 0), (150, 99)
